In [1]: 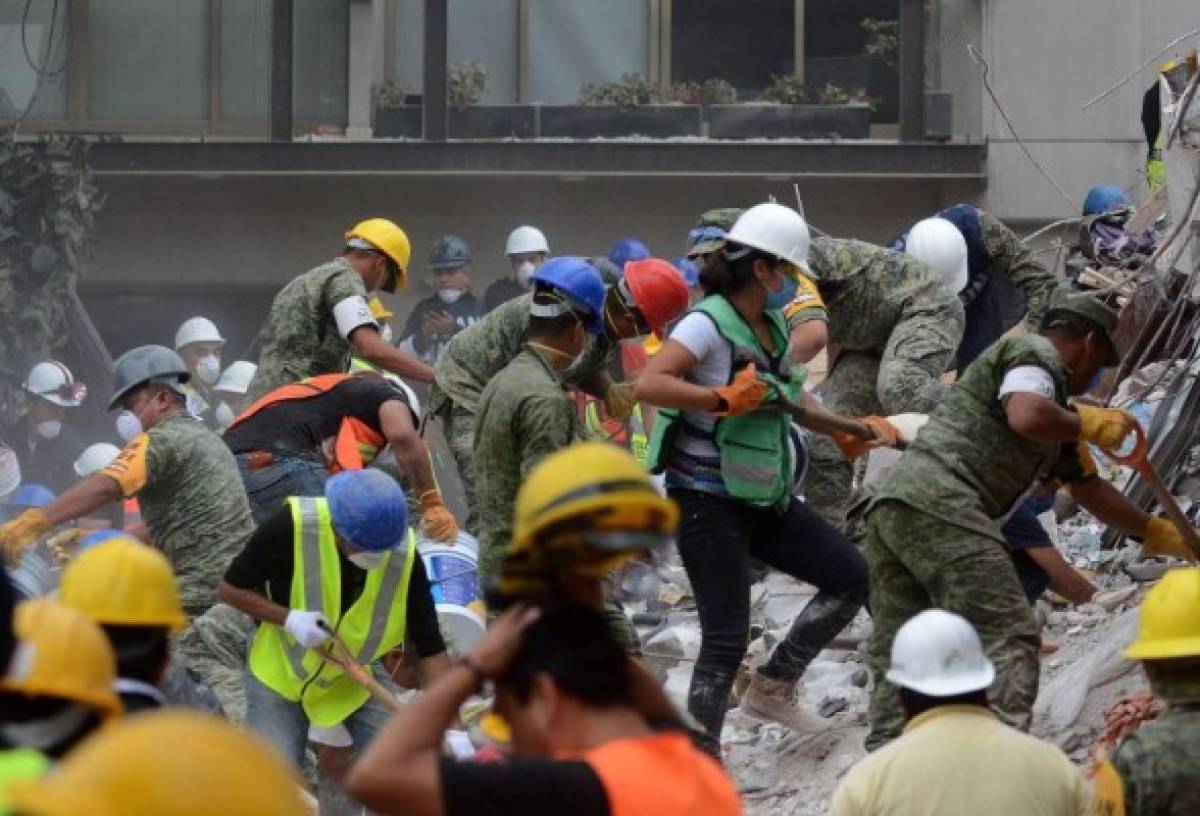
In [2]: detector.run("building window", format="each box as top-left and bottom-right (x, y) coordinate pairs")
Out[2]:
(670, 0), (795, 99)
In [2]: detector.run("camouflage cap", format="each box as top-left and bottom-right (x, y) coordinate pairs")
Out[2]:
(686, 208), (744, 257)
(1042, 288), (1121, 365)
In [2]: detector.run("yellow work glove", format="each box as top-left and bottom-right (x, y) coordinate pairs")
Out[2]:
(1143, 516), (1199, 562)
(1076, 404), (1137, 450)
(1, 508), (51, 566)
(420, 490), (458, 542)
(712, 363), (769, 416)
(603, 380), (638, 422)
(833, 416), (901, 462)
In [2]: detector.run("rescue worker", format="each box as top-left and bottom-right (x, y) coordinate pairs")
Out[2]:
(830, 609), (1091, 816)
(1, 361), (86, 493)
(346, 603), (742, 816)
(862, 290), (1200, 749)
(174, 316), (226, 428)
(247, 218), (434, 402)
(0, 598), (122, 762)
(684, 208), (743, 264)
(217, 468), (450, 777)
(1093, 567), (1200, 816)
(0, 345), (255, 718)
(212, 360), (257, 429)
(7, 711), (307, 816)
(787, 220), (968, 524)
(59, 536), (188, 714)
(484, 225), (550, 313)
(431, 255), (688, 534)
(609, 236), (651, 269)
(637, 202), (877, 754)
(222, 371), (456, 539)
(472, 257), (605, 587)
(893, 203), (1059, 372)
(399, 235), (482, 365)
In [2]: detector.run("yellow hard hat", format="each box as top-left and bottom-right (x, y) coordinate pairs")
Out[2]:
(345, 218), (411, 292)
(1125, 567), (1200, 660)
(508, 441), (678, 576)
(368, 295), (394, 321)
(59, 536), (188, 632)
(0, 599), (122, 721)
(8, 711), (307, 816)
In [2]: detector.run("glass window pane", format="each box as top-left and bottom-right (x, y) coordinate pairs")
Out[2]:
(450, 0), (517, 104)
(220, 0), (271, 122)
(926, 0), (981, 138)
(528, 0), (650, 104)
(805, 0), (899, 122)
(392, 0), (423, 94)
(672, 0), (793, 98)
(89, 0), (210, 121)
(0, 0), (69, 120)
(294, 0), (348, 128)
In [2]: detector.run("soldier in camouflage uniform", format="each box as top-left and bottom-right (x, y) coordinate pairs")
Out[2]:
(0, 346), (258, 719)
(863, 292), (1168, 750)
(786, 237), (965, 525)
(247, 218), (433, 402)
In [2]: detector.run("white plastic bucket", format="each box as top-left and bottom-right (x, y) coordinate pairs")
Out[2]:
(419, 531), (485, 653)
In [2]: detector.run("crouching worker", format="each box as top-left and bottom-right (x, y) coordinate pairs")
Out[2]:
(346, 602), (743, 816)
(217, 468), (450, 794)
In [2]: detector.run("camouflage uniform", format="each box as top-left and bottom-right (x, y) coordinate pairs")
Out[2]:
(247, 258), (373, 402)
(101, 413), (256, 719)
(863, 335), (1088, 749)
(1112, 660), (1200, 816)
(789, 237), (965, 525)
(431, 294), (612, 533)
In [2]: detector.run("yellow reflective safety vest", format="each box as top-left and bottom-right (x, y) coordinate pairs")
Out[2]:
(584, 400), (648, 467)
(248, 496), (416, 726)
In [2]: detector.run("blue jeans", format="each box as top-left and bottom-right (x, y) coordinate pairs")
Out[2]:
(236, 454), (329, 524)
(244, 669), (395, 769)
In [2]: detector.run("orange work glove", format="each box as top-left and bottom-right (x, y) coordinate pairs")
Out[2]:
(712, 363), (769, 416)
(832, 416), (900, 461)
(1, 508), (51, 567)
(420, 490), (459, 542)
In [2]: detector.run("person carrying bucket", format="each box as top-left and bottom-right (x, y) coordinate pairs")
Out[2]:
(216, 468), (451, 802)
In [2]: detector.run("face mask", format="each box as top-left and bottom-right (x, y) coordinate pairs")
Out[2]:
(195, 354), (221, 385)
(35, 420), (62, 440)
(215, 402), (236, 426)
(516, 260), (536, 288)
(116, 409), (144, 442)
(380, 323), (394, 344)
(763, 270), (799, 312)
(348, 549), (387, 570)
(437, 287), (466, 305)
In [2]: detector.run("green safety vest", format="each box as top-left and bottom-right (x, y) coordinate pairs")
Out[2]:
(0, 748), (48, 814)
(584, 400), (649, 467)
(248, 496), (416, 726)
(647, 295), (803, 509)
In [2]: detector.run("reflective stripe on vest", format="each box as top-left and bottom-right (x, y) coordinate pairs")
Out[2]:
(248, 496), (415, 726)
(582, 733), (741, 816)
(584, 400), (649, 466)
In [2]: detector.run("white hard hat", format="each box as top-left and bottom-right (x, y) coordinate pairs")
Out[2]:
(174, 317), (226, 351)
(24, 361), (86, 407)
(905, 217), (969, 295)
(725, 202), (811, 271)
(214, 361), (257, 395)
(505, 225), (550, 256)
(886, 609), (996, 697)
(0, 444), (20, 500)
(73, 442), (122, 478)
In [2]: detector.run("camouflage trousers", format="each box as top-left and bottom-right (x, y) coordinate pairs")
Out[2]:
(441, 399), (479, 536)
(173, 603), (254, 721)
(863, 500), (1039, 750)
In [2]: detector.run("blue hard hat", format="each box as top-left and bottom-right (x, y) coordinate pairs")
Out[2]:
(608, 238), (650, 270)
(673, 256), (700, 288)
(1082, 185), (1129, 216)
(530, 256), (607, 335)
(325, 469), (408, 552)
(6, 483), (55, 510)
(76, 528), (128, 554)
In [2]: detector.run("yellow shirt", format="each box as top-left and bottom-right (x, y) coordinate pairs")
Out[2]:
(830, 705), (1092, 816)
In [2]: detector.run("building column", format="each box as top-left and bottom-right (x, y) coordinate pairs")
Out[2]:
(269, 0), (294, 141)
(898, 0), (925, 142)
(423, 0), (448, 141)
(347, 0), (386, 139)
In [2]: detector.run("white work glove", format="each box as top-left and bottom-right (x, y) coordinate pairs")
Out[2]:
(885, 413), (930, 445)
(285, 610), (332, 649)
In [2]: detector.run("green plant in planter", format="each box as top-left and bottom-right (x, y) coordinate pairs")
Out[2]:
(862, 18), (899, 68)
(759, 74), (807, 104)
(816, 83), (879, 111)
(661, 78), (737, 105)
(701, 78), (737, 104)
(579, 73), (654, 106)
(372, 80), (408, 110)
(449, 62), (489, 111)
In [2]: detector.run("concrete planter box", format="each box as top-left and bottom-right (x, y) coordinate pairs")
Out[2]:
(706, 104), (870, 139)
(539, 105), (702, 138)
(373, 106), (422, 138)
(449, 105), (537, 139)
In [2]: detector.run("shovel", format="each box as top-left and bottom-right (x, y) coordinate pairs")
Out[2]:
(1103, 422), (1200, 559)
(316, 620), (400, 712)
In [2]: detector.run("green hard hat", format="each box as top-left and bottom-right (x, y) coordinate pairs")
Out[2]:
(1042, 289), (1121, 366)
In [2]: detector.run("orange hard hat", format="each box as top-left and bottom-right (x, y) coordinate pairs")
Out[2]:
(622, 258), (690, 339)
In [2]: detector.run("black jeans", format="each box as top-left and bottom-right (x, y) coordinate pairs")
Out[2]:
(672, 489), (869, 748)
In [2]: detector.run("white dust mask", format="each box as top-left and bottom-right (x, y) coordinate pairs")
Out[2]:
(195, 355), (221, 385)
(35, 420), (62, 440)
(116, 409), (143, 441)
(437, 287), (466, 305)
(516, 261), (536, 288)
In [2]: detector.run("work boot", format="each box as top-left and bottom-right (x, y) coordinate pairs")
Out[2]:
(741, 671), (833, 734)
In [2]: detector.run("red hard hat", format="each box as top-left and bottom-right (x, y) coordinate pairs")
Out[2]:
(623, 258), (690, 339)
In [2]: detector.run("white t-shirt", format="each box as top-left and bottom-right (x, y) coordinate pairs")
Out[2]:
(667, 312), (732, 458)
(998, 365), (1057, 401)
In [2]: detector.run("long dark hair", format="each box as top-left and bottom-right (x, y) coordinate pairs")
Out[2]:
(698, 240), (772, 298)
